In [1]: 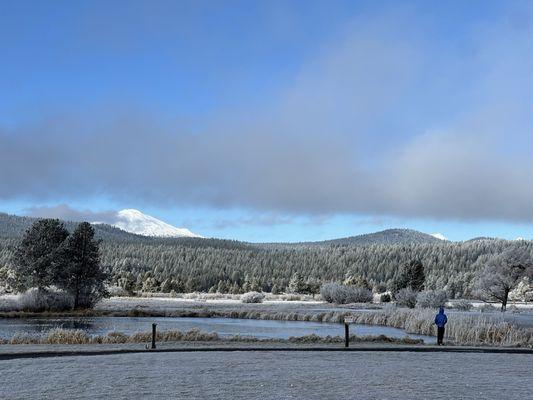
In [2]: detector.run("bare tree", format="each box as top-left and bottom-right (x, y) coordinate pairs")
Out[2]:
(475, 245), (533, 311)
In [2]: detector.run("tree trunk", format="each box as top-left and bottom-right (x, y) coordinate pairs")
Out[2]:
(501, 290), (509, 312)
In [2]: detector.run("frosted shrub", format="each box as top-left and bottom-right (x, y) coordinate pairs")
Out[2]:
(241, 291), (265, 303)
(416, 290), (448, 309)
(345, 287), (373, 303)
(321, 283), (341, 303)
(395, 288), (417, 308)
(107, 285), (129, 297)
(453, 299), (473, 311)
(320, 283), (373, 304)
(17, 288), (74, 312)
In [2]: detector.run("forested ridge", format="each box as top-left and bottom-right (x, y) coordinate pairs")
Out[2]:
(1, 212), (527, 297)
(99, 239), (518, 297)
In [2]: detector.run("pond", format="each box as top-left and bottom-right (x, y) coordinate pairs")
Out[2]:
(0, 316), (435, 343)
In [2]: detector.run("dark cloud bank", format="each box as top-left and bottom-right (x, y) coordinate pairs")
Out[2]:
(2, 8), (533, 223)
(25, 204), (120, 224)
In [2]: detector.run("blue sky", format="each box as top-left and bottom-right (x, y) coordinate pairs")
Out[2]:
(1, 0), (533, 241)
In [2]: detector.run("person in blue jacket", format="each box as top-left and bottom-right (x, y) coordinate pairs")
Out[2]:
(434, 307), (448, 345)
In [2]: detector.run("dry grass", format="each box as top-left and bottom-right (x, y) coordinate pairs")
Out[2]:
(1, 327), (423, 346)
(344, 306), (533, 347)
(43, 329), (89, 344)
(2, 328), (220, 345)
(286, 333), (423, 345)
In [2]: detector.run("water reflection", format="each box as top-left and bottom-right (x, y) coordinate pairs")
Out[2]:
(0, 316), (435, 343)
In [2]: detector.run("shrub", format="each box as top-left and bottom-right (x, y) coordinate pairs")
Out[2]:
(416, 290), (448, 309)
(17, 288), (74, 312)
(320, 283), (373, 304)
(241, 291), (265, 303)
(107, 285), (129, 297)
(380, 293), (391, 303)
(395, 288), (417, 308)
(453, 299), (473, 311)
(347, 287), (374, 303)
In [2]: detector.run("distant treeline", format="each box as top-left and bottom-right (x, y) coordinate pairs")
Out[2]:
(55, 239), (530, 297)
(1, 213), (530, 298)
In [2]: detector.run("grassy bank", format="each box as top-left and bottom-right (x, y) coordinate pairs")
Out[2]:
(0, 328), (423, 346)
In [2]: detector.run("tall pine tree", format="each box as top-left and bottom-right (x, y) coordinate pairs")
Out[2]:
(57, 222), (108, 308)
(13, 219), (69, 291)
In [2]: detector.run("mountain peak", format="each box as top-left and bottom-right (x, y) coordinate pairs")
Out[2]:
(112, 209), (202, 238)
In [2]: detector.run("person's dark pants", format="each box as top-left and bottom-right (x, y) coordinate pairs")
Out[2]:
(437, 327), (445, 345)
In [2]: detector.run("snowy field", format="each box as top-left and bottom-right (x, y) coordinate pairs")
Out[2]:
(2, 350), (532, 399)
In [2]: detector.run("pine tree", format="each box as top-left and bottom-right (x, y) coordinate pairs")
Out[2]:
(288, 272), (305, 294)
(391, 259), (425, 294)
(12, 219), (69, 291)
(56, 222), (108, 308)
(117, 272), (136, 294)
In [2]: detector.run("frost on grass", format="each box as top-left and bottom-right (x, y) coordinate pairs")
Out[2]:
(4, 328), (220, 345)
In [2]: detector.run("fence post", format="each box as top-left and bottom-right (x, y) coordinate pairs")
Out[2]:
(151, 323), (157, 349)
(344, 322), (349, 348)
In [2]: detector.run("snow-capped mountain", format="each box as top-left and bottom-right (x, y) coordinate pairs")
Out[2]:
(111, 209), (202, 238)
(430, 233), (448, 241)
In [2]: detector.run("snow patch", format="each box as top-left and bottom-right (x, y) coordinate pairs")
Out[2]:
(430, 233), (448, 241)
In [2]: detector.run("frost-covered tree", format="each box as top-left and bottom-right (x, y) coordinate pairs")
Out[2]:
(56, 222), (108, 308)
(117, 272), (136, 294)
(391, 260), (425, 294)
(510, 278), (533, 302)
(288, 272), (305, 294)
(12, 219), (69, 291)
(475, 246), (533, 311)
(416, 290), (448, 308)
(395, 288), (418, 308)
(344, 274), (371, 290)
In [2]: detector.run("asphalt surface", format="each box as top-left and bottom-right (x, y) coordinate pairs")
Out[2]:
(1, 349), (531, 399)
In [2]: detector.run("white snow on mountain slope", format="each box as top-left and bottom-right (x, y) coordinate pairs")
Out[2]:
(111, 209), (202, 238)
(430, 233), (448, 241)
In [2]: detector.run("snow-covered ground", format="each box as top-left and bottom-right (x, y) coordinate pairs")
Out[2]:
(95, 296), (370, 316)
(105, 208), (202, 237)
(2, 350), (531, 399)
(94, 296), (533, 327)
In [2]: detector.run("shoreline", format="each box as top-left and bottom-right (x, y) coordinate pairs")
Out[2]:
(2, 340), (533, 361)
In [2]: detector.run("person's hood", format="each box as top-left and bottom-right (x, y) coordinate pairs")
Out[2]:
(438, 307), (445, 314)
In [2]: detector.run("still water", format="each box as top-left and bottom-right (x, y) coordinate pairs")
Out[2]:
(0, 316), (435, 343)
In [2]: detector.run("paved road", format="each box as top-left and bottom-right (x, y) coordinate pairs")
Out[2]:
(2, 350), (531, 399)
